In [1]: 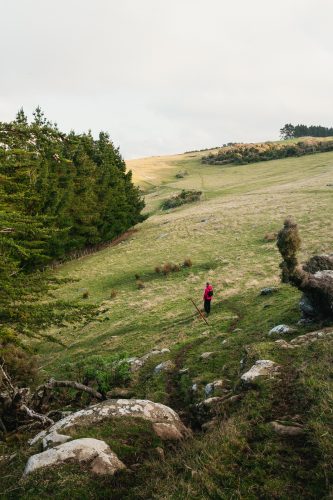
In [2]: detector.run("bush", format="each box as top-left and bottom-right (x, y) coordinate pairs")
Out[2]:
(79, 355), (131, 395)
(161, 190), (202, 210)
(155, 266), (161, 274)
(134, 274), (140, 280)
(110, 289), (117, 299)
(82, 290), (89, 299)
(202, 139), (333, 166)
(183, 258), (193, 267)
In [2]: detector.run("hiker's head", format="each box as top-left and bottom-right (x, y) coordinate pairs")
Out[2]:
(206, 282), (209, 286)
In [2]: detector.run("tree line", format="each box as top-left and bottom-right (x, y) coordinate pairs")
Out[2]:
(0, 108), (145, 341)
(280, 123), (333, 140)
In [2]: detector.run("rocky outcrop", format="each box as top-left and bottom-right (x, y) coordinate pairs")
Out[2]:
(204, 379), (231, 397)
(277, 219), (333, 320)
(241, 360), (280, 383)
(24, 438), (126, 476)
(30, 399), (190, 446)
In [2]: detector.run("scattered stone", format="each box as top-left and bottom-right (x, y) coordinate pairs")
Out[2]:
(127, 348), (171, 373)
(152, 422), (185, 440)
(154, 360), (176, 374)
(191, 383), (198, 392)
(29, 399), (191, 446)
(241, 360), (280, 383)
(275, 330), (333, 348)
(221, 339), (228, 345)
(275, 339), (298, 350)
(200, 352), (216, 360)
(201, 418), (219, 431)
(270, 421), (305, 436)
(233, 328), (242, 333)
(204, 379), (230, 397)
(201, 396), (225, 406)
(42, 431), (71, 450)
(260, 287), (278, 296)
(268, 324), (296, 336)
(24, 438), (126, 476)
(179, 368), (189, 375)
(160, 348), (170, 354)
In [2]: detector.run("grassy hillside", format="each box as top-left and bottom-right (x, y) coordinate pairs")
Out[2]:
(1, 145), (333, 498)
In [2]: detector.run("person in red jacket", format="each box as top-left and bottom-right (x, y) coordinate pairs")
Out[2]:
(203, 282), (213, 315)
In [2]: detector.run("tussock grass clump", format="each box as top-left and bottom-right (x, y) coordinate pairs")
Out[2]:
(82, 290), (89, 299)
(134, 273), (140, 280)
(161, 189), (202, 210)
(155, 266), (161, 274)
(183, 258), (193, 267)
(110, 289), (117, 299)
(137, 280), (145, 289)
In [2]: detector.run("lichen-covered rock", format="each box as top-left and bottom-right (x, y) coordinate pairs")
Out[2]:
(42, 431), (71, 450)
(268, 324), (295, 336)
(30, 399), (190, 446)
(204, 379), (230, 396)
(24, 438), (126, 476)
(241, 360), (280, 383)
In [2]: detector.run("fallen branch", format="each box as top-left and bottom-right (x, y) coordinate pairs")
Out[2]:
(37, 378), (104, 401)
(20, 405), (54, 426)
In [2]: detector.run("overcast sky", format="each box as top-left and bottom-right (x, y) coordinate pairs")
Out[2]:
(1, 0), (333, 158)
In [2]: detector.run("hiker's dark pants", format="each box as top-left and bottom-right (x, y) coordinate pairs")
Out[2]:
(204, 299), (211, 315)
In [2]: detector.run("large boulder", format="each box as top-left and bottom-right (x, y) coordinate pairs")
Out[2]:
(24, 438), (125, 476)
(241, 360), (280, 383)
(30, 399), (190, 446)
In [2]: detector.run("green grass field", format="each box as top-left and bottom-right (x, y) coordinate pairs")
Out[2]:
(1, 146), (333, 498)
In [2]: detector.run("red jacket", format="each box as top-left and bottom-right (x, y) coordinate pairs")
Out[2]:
(204, 285), (213, 301)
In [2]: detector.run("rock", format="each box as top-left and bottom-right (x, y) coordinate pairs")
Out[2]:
(179, 368), (189, 375)
(200, 352), (216, 360)
(260, 287), (278, 296)
(152, 422), (185, 440)
(241, 360), (280, 383)
(155, 447), (165, 460)
(201, 396), (225, 406)
(29, 399), (190, 446)
(268, 324), (295, 336)
(275, 339), (298, 350)
(24, 438), (126, 476)
(191, 383), (198, 392)
(42, 431), (71, 450)
(270, 421), (305, 436)
(154, 360), (176, 373)
(204, 379), (230, 397)
(128, 348), (171, 372)
(299, 294), (316, 318)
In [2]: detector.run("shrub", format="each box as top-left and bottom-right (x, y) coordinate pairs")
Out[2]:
(170, 264), (180, 272)
(162, 263), (172, 275)
(82, 290), (89, 299)
(161, 190), (202, 210)
(155, 266), (161, 274)
(80, 355), (131, 395)
(134, 273), (140, 280)
(202, 139), (333, 166)
(183, 258), (193, 267)
(110, 289), (117, 299)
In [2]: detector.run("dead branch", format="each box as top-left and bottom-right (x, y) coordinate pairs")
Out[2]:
(37, 378), (104, 401)
(20, 405), (54, 426)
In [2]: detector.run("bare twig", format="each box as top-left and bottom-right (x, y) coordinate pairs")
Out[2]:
(37, 378), (103, 401)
